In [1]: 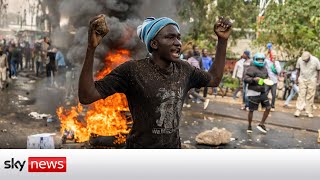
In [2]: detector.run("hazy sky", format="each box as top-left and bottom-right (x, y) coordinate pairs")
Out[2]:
(7, 0), (32, 14)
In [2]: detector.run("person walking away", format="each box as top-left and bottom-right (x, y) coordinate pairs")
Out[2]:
(244, 53), (271, 134)
(264, 51), (281, 111)
(294, 51), (320, 118)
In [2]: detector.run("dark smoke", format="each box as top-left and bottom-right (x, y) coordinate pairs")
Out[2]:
(57, 0), (145, 65)
(47, 0), (184, 66)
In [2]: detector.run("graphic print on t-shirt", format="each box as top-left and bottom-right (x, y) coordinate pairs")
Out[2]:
(152, 87), (183, 134)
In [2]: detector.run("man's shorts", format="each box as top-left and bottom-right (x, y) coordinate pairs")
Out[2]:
(248, 92), (271, 111)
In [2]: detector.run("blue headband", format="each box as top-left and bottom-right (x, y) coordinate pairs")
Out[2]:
(137, 17), (180, 53)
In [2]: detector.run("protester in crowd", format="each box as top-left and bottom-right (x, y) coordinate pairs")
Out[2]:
(4, 44), (12, 79)
(34, 50), (42, 77)
(185, 50), (210, 109)
(283, 71), (292, 100)
(242, 51), (252, 111)
(10, 43), (19, 79)
(46, 48), (57, 87)
(0, 47), (8, 90)
(243, 53), (271, 134)
(283, 69), (298, 107)
(54, 47), (66, 71)
(54, 47), (66, 87)
(16, 43), (23, 70)
(266, 42), (273, 61)
(232, 55), (245, 99)
(78, 15), (232, 148)
(40, 37), (50, 75)
(277, 71), (285, 99)
(294, 51), (320, 118)
(264, 50), (281, 111)
(201, 48), (213, 98)
(192, 44), (203, 99)
(232, 50), (251, 110)
(24, 42), (32, 70)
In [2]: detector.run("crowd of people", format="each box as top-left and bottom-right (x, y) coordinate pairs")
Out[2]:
(176, 40), (319, 134)
(231, 44), (320, 134)
(0, 36), (76, 100)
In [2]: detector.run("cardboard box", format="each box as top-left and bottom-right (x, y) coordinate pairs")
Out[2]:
(27, 133), (56, 149)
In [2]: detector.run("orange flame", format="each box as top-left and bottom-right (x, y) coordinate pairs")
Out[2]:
(57, 50), (131, 144)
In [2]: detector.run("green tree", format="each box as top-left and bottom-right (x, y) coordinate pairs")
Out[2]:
(256, 0), (320, 61)
(178, 0), (258, 51)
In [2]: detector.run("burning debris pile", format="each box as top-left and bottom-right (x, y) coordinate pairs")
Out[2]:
(57, 50), (132, 148)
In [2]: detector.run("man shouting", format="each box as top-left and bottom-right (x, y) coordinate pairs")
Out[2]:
(79, 15), (232, 148)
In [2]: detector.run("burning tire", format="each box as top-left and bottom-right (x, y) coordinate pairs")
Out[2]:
(89, 133), (126, 148)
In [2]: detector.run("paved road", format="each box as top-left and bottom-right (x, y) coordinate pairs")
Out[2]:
(180, 109), (320, 149)
(1, 70), (319, 148)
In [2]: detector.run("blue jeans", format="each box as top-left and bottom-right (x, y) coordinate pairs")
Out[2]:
(10, 59), (17, 76)
(285, 84), (298, 105)
(243, 81), (249, 107)
(265, 83), (277, 108)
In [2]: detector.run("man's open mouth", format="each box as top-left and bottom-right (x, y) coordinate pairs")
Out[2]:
(171, 48), (181, 58)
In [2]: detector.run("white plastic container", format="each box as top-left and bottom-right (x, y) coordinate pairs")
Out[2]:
(27, 133), (56, 149)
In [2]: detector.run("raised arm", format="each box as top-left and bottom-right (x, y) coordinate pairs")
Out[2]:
(207, 17), (232, 87)
(78, 14), (109, 104)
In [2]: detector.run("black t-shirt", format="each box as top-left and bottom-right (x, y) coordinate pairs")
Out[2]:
(94, 58), (211, 148)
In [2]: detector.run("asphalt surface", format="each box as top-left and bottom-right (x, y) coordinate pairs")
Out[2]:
(0, 70), (319, 149)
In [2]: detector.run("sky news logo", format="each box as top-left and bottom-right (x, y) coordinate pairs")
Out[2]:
(4, 157), (67, 172)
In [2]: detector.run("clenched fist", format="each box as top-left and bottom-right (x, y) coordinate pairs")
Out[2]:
(214, 16), (232, 40)
(88, 14), (109, 49)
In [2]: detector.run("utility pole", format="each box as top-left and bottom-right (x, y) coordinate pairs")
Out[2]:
(257, 0), (285, 37)
(259, 0), (285, 16)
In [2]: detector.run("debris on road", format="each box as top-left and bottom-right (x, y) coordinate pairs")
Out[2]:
(181, 143), (196, 149)
(28, 112), (51, 120)
(195, 127), (232, 146)
(18, 95), (29, 101)
(230, 138), (237, 141)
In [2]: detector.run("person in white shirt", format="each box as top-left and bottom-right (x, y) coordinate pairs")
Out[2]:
(264, 51), (281, 111)
(232, 50), (251, 110)
(294, 51), (320, 118)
